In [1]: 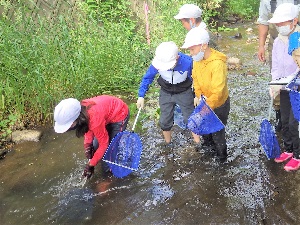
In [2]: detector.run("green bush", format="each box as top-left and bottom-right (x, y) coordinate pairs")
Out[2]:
(0, 0), (259, 140)
(227, 0), (259, 20)
(0, 1), (150, 136)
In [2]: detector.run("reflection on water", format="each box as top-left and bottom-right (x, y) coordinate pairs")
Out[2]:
(1, 22), (300, 225)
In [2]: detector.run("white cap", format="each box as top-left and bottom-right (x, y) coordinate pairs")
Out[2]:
(152, 41), (178, 71)
(54, 98), (81, 133)
(174, 4), (202, 19)
(268, 3), (299, 24)
(181, 27), (210, 49)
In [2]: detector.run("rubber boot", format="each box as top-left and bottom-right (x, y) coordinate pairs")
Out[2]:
(202, 134), (214, 147)
(199, 134), (216, 155)
(275, 110), (282, 132)
(215, 143), (228, 163)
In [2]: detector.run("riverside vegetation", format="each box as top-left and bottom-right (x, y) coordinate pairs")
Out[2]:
(0, 0), (259, 144)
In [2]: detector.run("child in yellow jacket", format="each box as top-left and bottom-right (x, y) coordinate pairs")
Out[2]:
(182, 27), (230, 162)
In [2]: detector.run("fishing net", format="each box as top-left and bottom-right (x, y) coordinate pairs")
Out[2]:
(259, 119), (280, 159)
(187, 97), (224, 135)
(103, 126), (142, 178)
(103, 108), (143, 178)
(174, 104), (187, 129)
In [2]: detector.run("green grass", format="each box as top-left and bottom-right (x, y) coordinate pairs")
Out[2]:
(0, 0), (259, 140)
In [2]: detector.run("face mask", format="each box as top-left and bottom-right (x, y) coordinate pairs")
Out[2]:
(192, 47), (205, 62)
(189, 19), (196, 29)
(276, 21), (294, 36)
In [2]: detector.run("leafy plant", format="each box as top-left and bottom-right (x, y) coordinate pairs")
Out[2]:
(226, 0), (259, 20)
(0, 114), (18, 139)
(0, 0), (259, 140)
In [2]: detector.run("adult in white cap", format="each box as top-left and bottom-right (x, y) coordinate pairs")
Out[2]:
(174, 3), (207, 30)
(267, 3), (300, 171)
(182, 28), (230, 162)
(54, 95), (129, 178)
(136, 41), (200, 148)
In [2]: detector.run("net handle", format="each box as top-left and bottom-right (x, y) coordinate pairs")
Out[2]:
(132, 107), (142, 132)
(268, 98), (273, 121)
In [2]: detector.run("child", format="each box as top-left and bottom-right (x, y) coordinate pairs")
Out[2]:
(54, 95), (130, 178)
(181, 27), (230, 162)
(174, 4), (217, 49)
(268, 3), (300, 132)
(268, 3), (300, 171)
(281, 32), (300, 171)
(174, 4), (207, 30)
(136, 41), (200, 147)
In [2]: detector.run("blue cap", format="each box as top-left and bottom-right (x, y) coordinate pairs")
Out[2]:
(288, 31), (300, 56)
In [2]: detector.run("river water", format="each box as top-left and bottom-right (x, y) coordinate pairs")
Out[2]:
(1, 22), (300, 225)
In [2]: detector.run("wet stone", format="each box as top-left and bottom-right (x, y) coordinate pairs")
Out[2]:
(11, 129), (43, 143)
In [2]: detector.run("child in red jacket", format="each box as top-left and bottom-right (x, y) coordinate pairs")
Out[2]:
(54, 95), (129, 178)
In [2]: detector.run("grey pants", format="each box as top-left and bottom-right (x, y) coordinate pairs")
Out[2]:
(159, 88), (194, 131)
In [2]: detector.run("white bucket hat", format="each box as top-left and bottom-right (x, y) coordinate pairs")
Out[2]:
(181, 27), (210, 49)
(268, 3), (299, 24)
(174, 4), (202, 19)
(54, 98), (81, 133)
(152, 41), (178, 71)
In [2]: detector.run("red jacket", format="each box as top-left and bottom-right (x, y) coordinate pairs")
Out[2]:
(81, 95), (129, 166)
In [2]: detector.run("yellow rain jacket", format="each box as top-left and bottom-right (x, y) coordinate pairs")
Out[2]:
(192, 48), (229, 109)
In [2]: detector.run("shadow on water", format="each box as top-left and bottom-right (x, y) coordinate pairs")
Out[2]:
(1, 22), (300, 225)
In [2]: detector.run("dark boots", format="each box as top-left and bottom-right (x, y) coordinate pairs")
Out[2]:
(199, 135), (216, 155)
(215, 144), (228, 163)
(275, 110), (282, 132)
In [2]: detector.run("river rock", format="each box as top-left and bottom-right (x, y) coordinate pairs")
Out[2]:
(227, 57), (242, 70)
(246, 28), (253, 33)
(232, 33), (242, 39)
(11, 130), (43, 143)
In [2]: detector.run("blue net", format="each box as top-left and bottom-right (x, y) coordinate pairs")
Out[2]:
(187, 97), (224, 135)
(174, 104), (187, 129)
(103, 131), (143, 178)
(259, 119), (280, 159)
(286, 76), (300, 122)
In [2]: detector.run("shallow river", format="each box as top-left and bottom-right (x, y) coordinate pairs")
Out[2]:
(1, 22), (300, 225)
